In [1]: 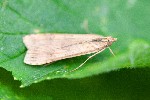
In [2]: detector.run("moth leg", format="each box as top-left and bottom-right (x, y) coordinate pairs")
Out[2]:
(70, 48), (105, 72)
(108, 47), (115, 56)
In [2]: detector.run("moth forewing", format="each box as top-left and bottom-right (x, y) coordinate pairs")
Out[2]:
(23, 34), (117, 65)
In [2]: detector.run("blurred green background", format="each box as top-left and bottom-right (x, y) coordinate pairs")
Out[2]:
(0, 0), (150, 99)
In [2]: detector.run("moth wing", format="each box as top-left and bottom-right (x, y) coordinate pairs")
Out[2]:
(23, 34), (105, 65)
(23, 34), (104, 49)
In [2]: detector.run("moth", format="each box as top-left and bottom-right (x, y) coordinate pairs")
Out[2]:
(23, 33), (117, 71)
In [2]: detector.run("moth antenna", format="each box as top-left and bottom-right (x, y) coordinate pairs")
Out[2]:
(108, 47), (115, 56)
(70, 48), (105, 72)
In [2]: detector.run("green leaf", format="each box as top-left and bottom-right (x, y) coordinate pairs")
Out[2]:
(0, 0), (150, 88)
(0, 67), (150, 100)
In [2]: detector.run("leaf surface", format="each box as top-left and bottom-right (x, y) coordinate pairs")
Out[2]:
(0, 0), (150, 87)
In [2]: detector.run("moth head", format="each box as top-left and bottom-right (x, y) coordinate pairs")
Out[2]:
(102, 36), (117, 47)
